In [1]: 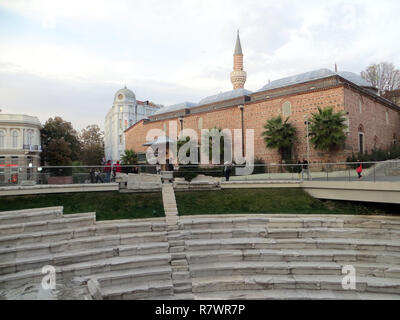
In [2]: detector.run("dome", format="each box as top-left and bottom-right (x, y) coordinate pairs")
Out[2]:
(198, 88), (252, 106)
(114, 86), (136, 102)
(153, 102), (197, 116)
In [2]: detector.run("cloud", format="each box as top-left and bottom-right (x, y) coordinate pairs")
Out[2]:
(0, 0), (399, 130)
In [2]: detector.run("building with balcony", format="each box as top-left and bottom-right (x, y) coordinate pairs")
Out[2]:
(0, 113), (42, 184)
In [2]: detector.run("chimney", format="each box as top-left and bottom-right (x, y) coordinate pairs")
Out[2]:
(335, 63), (338, 73)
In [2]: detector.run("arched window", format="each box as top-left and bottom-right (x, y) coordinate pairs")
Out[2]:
(198, 117), (203, 130)
(0, 131), (4, 148)
(394, 133), (398, 145)
(373, 136), (378, 149)
(12, 131), (18, 148)
(282, 101), (291, 117)
(27, 130), (34, 146)
(385, 110), (389, 124)
(358, 99), (362, 113)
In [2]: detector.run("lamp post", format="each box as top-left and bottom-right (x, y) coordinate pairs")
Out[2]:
(304, 115), (310, 161)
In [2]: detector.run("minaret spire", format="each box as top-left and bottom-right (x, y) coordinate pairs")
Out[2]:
(230, 30), (247, 89)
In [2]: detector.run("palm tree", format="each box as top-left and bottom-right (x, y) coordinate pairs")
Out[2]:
(308, 107), (347, 153)
(262, 116), (297, 162)
(120, 149), (138, 165)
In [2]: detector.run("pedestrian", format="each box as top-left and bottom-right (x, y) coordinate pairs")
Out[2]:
(224, 162), (232, 181)
(89, 168), (95, 183)
(104, 160), (112, 182)
(95, 168), (103, 183)
(356, 160), (363, 180)
(115, 161), (122, 173)
(297, 160), (302, 180)
(302, 158), (311, 180)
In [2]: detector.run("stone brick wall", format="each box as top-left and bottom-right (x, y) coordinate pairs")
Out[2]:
(125, 84), (400, 164)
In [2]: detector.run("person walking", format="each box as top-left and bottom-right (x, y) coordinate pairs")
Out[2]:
(224, 162), (232, 181)
(356, 160), (363, 180)
(302, 158), (311, 180)
(104, 160), (112, 183)
(297, 160), (302, 180)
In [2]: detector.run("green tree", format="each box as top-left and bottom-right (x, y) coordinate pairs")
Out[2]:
(41, 116), (81, 165)
(79, 124), (104, 165)
(308, 107), (347, 153)
(262, 116), (297, 162)
(120, 149), (138, 165)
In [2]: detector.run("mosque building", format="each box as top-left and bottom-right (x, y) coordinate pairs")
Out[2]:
(125, 32), (400, 164)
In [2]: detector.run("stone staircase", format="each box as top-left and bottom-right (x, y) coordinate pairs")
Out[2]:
(0, 205), (400, 300)
(178, 214), (400, 299)
(162, 183), (179, 228)
(0, 207), (174, 300)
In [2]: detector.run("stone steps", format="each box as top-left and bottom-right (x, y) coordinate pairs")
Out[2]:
(0, 207), (63, 225)
(0, 241), (170, 275)
(185, 237), (400, 252)
(101, 279), (174, 300)
(0, 240), (169, 261)
(0, 212), (96, 236)
(173, 227), (400, 241)
(186, 248), (400, 265)
(0, 253), (172, 290)
(179, 216), (400, 231)
(188, 261), (400, 279)
(0, 226), (168, 248)
(191, 274), (400, 295)
(192, 288), (400, 300)
(82, 266), (172, 287)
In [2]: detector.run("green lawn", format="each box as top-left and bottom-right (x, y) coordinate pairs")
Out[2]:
(0, 189), (397, 220)
(176, 189), (398, 216)
(0, 192), (164, 221)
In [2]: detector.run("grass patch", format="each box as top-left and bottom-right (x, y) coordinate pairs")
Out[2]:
(176, 189), (398, 216)
(0, 189), (397, 220)
(0, 192), (164, 221)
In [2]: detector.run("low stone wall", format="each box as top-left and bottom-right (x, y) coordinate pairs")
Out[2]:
(0, 183), (119, 197)
(48, 176), (73, 185)
(127, 173), (162, 190)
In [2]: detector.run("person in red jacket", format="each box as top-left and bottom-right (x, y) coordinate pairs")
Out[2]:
(104, 160), (112, 182)
(356, 160), (363, 180)
(115, 161), (122, 173)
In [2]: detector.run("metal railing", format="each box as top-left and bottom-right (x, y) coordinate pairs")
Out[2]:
(0, 160), (399, 186)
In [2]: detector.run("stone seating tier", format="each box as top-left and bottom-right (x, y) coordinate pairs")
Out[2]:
(0, 206), (399, 299)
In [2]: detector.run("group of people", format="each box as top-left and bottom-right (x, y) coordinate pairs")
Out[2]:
(296, 159), (311, 180)
(89, 160), (123, 183)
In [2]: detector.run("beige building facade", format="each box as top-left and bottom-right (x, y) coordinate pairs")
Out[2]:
(0, 113), (42, 184)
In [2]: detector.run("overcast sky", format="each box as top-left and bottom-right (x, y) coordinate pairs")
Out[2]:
(0, 0), (399, 130)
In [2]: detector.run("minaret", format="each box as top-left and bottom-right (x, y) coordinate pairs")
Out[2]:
(230, 30), (247, 89)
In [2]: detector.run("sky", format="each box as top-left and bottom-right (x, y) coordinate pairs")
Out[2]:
(0, 0), (399, 131)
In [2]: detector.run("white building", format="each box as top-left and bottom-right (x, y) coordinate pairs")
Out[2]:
(0, 113), (42, 184)
(104, 86), (162, 163)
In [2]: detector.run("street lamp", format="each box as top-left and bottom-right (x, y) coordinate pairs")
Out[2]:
(304, 114), (310, 161)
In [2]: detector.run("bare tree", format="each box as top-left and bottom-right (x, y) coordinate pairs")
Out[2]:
(361, 62), (400, 95)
